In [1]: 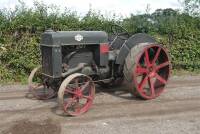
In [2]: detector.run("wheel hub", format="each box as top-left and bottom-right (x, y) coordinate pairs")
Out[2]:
(149, 71), (156, 78)
(148, 66), (156, 77)
(75, 88), (83, 98)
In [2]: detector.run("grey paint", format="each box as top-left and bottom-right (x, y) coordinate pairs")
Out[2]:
(94, 45), (109, 67)
(52, 46), (62, 78)
(40, 30), (109, 78)
(41, 46), (62, 78)
(116, 33), (157, 64)
(41, 30), (108, 46)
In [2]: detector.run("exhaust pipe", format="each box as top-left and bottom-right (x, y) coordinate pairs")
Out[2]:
(61, 63), (86, 77)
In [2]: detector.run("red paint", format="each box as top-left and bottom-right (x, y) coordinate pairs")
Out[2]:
(63, 76), (95, 116)
(100, 43), (109, 54)
(133, 44), (170, 100)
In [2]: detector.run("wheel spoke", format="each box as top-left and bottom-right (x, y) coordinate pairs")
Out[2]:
(155, 73), (167, 84)
(136, 66), (148, 75)
(152, 47), (161, 64)
(64, 88), (76, 95)
(83, 95), (92, 100)
(144, 49), (151, 67)
(80, 81), (89, 91)
(64, 97), (77, 111)
(156, 61), (169, 70)
(148, 78), (155, 97)
(138, 75), (148, 90)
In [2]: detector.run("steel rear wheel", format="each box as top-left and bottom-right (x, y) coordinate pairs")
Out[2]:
(28, 66), (56, 100)
(124, 43), (171, 100)
(58, 73), (95, 116)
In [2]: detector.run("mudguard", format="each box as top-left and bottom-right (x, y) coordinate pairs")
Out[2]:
(115, 33), (157, 65)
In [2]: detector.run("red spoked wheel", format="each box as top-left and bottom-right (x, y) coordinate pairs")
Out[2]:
(28, 66), (56, 100)
(58, 73), (95, 116)
(124, 43), (171, 100)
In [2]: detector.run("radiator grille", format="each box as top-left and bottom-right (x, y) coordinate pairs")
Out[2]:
(41, 46), (53, 76)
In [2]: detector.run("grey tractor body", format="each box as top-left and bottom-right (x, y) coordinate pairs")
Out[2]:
(40, 29), (156, 81)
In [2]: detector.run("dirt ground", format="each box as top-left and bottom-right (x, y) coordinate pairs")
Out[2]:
(0, 75), (200, 134)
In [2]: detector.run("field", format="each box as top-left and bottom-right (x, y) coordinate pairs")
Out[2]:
(0, 75), (200, 134)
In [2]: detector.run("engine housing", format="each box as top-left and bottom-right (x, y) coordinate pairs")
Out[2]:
(40, 30), (109, 78)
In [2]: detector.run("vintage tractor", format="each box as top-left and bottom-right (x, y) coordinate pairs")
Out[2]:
(28, 24), (171, 116)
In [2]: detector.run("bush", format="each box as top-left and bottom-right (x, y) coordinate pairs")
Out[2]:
(0, 2), (200, 83)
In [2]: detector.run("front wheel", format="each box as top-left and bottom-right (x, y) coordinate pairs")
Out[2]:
(58, 73), (95, 116)
(28, 66), (56, 100)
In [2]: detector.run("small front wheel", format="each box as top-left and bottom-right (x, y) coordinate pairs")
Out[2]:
(28, 66), (56, 100)
(58, 73), (95, 116)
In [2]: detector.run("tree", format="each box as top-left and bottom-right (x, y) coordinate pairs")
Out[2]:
(184, 0), (200, 16)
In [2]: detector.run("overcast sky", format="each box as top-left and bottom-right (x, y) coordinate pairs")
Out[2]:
(0, 0), (182, 17)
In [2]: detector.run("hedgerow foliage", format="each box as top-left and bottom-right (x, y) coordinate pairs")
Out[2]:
(0, 1), (200, 82)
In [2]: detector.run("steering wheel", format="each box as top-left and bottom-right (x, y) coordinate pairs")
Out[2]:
(111, 24), (130, 40)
